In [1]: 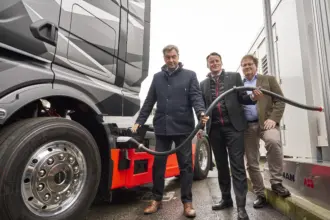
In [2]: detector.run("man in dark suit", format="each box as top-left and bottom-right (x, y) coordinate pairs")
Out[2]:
(199, 52), (261, 220)
(132, 45), (209, 218)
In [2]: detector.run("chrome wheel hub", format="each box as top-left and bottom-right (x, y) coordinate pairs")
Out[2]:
(21, 141), (87, 217)
(198, 143), (208, 171)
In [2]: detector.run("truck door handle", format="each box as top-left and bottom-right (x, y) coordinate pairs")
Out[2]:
(30, 19), (58, 46)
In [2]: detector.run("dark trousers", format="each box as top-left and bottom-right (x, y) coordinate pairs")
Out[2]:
(209, 123), (248, 207)
(152, 135), (193, 203)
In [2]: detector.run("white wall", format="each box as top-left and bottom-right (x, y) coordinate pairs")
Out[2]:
(272, 0), (312, 158)
(294, 0), (328, 159)
(241, 0), (326, 158)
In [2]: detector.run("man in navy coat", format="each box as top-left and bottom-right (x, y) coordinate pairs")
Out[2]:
(132, 45), (208, 218)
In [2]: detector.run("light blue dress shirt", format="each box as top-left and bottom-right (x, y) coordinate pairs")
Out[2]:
(243, 74), (259, 121)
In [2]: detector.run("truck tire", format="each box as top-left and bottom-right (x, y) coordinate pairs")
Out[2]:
(0, 117), (101, 220)
(193, 137), (211, 180)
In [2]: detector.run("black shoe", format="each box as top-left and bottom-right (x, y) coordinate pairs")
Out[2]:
(237, 207), (249, 220)
(271, 183), (291, 197)
(212, 199), (233, 210)
(253, 195), (267, 209)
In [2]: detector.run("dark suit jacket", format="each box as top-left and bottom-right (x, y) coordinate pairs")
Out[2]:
(200, 71), (255, 134)
(136, 63), (206, 136)
(254, 74), (285, 127)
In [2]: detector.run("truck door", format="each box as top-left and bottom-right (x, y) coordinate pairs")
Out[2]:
(0, 0), (60, 97)
(53, 0), (120, 84)
(121, 0), (151, 118)
(0, 0), (60, 63)
(122, 0), (151, 93)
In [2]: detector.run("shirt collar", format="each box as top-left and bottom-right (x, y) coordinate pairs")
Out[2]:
(207, 69), (224, 78)
(243, 73), (258, 82)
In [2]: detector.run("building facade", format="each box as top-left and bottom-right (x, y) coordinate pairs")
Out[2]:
(239, 0), (330, 160)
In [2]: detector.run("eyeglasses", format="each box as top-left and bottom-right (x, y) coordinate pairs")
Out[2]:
(241, 63), (255, 67)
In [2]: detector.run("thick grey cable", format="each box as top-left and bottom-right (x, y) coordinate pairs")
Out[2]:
(131, 86), (323, 156)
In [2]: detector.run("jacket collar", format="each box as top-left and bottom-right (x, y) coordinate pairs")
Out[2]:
(161, 62), (183, 75)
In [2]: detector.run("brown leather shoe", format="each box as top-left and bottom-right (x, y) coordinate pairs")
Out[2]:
(144, 200), (162, 214)
(183, 202), (196, 218)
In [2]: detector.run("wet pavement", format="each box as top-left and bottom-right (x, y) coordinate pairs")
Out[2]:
(86, 170), (289, 220)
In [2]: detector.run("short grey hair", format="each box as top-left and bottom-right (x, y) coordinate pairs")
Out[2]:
(162, 44), (179, 55)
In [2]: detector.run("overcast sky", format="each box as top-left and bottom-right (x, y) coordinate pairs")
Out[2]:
(139, 0), (267, 102)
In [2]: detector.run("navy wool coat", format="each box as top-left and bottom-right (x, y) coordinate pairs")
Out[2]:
(136, 63), (206, 136)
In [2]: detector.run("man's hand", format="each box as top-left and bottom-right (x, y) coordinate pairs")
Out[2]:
(264, 119), (276, 130)
(200, 112), (209, 126)
(251, 89), (263, 101)
(131, 123), (141, 133)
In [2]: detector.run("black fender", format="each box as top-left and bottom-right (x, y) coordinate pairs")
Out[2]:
(0, 82), (114, 146)
(0, 83), (103, 122)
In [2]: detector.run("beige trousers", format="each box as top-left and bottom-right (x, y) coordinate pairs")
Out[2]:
(244, 122), (283, 196)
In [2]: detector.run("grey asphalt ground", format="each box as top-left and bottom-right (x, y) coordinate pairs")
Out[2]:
(86, 170), (289, 220)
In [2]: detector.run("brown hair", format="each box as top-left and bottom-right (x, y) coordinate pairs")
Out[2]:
(241, 54), (259, 67)
(206, 52), (222, 61)
(162, 44), (179, 55)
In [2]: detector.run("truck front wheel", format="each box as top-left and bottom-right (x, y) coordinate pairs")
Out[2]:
(0, 117), (101, 220)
